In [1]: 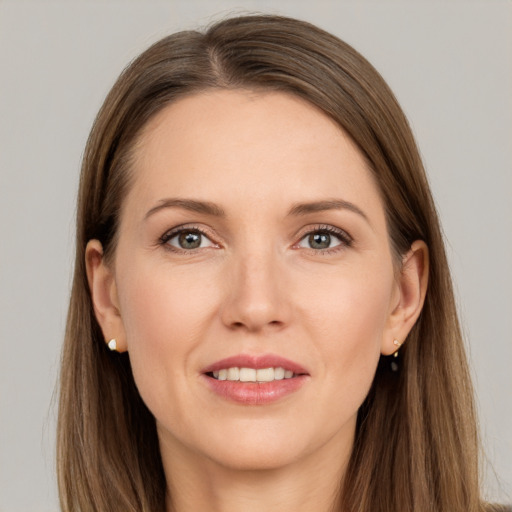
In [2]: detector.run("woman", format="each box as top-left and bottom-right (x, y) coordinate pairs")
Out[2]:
(57, 14), (502, 512)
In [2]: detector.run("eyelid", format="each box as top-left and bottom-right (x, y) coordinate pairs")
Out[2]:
(293, 224), (353, 252)
(159, 224), (220, 251)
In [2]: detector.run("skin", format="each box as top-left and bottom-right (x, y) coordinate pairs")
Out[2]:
(87, 90), (428, 512)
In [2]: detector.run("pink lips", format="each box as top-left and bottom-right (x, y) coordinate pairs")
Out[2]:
(201, 354), (309, 405)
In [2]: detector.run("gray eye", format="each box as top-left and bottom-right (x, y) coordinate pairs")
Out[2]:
(167, 230), (215, 250)
(308, 232), (331, 249)
(178, 232), (202, 249)
(298, 231), (342, 250)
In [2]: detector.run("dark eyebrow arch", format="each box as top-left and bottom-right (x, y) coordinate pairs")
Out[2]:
(144, 198), (226, 220)
(287, 199), (370, 223)
(145, 197), (368, 225)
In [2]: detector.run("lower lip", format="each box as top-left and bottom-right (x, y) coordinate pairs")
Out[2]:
(202, 375), (309, 405)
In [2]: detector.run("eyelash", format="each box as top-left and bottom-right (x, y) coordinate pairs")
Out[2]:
(159, 224), (353, 255)
(159, 224), (216, 254)
(295, 224), (353, 254)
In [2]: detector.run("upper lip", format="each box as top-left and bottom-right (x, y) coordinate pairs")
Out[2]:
(202, 354), (309, 375)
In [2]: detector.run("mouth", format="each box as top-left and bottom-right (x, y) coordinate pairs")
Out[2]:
(201, 354), (309, 404)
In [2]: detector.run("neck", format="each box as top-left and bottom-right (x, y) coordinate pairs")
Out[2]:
(161, 433), (351, 512)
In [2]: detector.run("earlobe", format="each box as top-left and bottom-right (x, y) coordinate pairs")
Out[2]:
(85, 240), (127, 352)
(382, 240), (429, 355)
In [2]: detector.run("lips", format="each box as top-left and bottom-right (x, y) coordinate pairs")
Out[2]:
(201, 354), (309, 405)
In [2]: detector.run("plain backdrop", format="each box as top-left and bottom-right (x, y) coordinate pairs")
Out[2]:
(0, 1), (510, 510)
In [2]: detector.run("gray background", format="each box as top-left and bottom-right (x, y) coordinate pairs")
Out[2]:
(0, 1), (510, 510)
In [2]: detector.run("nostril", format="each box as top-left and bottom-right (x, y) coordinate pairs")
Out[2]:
(229, 319), (283, 331)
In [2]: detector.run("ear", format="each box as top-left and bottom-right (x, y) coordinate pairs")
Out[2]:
(85, 240), (127, 352)
(382, 240), (429, 355)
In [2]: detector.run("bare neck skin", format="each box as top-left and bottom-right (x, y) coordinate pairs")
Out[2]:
(161, 424), (351, 512)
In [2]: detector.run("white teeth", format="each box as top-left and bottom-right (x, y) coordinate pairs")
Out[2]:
(211, 366), (296, 382)
(274, 367), (285, 380)
(239, 368), (257, 382)
(256, 368), (274, 382)
(227, 367), (240, 380)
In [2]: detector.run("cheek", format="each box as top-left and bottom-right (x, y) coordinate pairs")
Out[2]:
(116, 261), (220, 405)
(302, 258), (393, 345)
(300, 260), (394, 395)
(119, 261), (218, 344)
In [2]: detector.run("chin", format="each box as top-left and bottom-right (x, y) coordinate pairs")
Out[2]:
(208, 443), (304, 472)
(191, 419), (322, 472)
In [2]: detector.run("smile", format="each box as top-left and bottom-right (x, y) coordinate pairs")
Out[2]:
(202, 354), (309, 404)
(210, 367), (296, 382)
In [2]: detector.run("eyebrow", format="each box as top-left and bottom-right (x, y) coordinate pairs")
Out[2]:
(287, 199), (370, 223)
(144, 197), (369, 225)
(144, 198), (226, 220)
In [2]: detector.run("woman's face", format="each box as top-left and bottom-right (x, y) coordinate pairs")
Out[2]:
(103, 90), (404, 471)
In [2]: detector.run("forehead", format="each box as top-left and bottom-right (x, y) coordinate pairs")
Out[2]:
(125, 89), (383, 221)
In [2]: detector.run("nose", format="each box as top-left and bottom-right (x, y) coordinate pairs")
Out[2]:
(220, 249), (290, 333)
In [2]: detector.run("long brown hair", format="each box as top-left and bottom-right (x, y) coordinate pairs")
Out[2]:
(58, 14), (490, 512)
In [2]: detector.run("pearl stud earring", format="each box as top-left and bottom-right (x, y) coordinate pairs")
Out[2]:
(107, 339), (117, 351)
